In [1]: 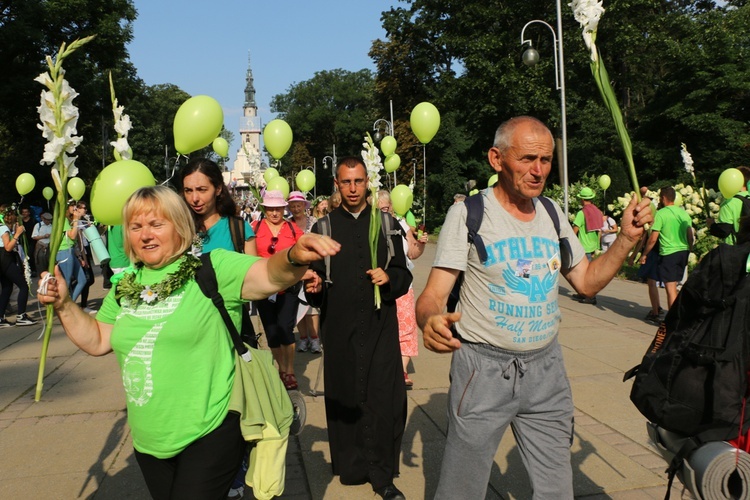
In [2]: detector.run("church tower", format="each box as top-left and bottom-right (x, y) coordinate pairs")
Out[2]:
(231, 52), (262, 182)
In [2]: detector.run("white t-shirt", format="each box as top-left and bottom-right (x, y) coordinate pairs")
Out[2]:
(433, 189), (585, 351)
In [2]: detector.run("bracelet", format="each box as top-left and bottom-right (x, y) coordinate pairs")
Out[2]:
(286, 244), (307, 267)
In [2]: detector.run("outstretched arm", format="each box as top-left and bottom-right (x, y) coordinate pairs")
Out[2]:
(241, 233), (340, 300)
(415, 267), (462, 353)
(37, 266), (114, 356)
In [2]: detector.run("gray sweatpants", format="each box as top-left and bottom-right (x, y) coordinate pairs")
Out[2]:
(435, 338), (574, 500)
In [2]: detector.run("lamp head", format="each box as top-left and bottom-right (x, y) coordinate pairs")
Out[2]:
(522, 47), (540, 66)
(373, 130), (383, 143)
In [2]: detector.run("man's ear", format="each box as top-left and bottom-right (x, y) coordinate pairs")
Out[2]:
(488, 147), (503, 173)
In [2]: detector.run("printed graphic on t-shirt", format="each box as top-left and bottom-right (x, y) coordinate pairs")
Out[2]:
(119, 292), (183, 406)
(482, 235), (560, 345)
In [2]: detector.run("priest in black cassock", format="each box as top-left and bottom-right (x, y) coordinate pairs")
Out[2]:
(306, 156), (412, 500)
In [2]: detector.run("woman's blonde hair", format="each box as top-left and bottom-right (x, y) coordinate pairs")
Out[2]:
(122, 186), (196, 265)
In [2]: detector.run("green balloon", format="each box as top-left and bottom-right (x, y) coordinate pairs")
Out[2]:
(266, 177), (290, 198)
(718, 168), (744, 199)
(295, 169), (316, 193)
(113, 147), (133, 161)
(263, 119), (293, 159)
(42, 187), (54, 201)
(15, 173), (35, 196)
(173, 95), (224, 154)
(469, 189), (479, 196)
(384, 154), (401, 173)
(391, 184), (414, 217)
(68, 177), (86, 201)
(212, 137), (229, 158)
(263, 167), (279, 184)
(598, 174), (611, 191)
(674, 192), (683, 206)
(488, 174), (498, 187)
(91, 160), (156, 225)
(410, 102), (441, 144)
(380, 136), (397, 156)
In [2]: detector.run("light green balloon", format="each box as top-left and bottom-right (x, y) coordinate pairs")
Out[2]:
(15, 173), (35, 196)
(469, 189), (479, 196)
(42, 187), (54, 201)
(295, 170), (316, 193)
(488, 174), (498, 187)
(380, 136), (397, 156)
(598, 174), (611, 191)
(263, 167), (279, 184)
(173, 95), (224, 154)
(391, 184), (414, 217)
(90, 160), (156, 225)
(410, 102), (441, 144)
(266, 177), (290, 198)
(718, 168), (744, 199)
(212, 137), (229, 158)
(384, 154), (401, 173)
(263, 119), (293, 159)
(68, 177), (86, 200)
(113, 147), (133, 161)
(674, 192), (683, 206)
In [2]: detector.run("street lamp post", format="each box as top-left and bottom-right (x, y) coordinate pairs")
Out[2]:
(521, 16), (569, 218)
(322, 144), (337, 192)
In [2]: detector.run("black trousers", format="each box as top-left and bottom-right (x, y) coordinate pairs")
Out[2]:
(0, 257), (28, 316)
(134, 412), (245, 500)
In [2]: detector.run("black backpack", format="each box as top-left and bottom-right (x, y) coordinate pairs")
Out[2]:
(624, 242), (750, 489)
(446, 193), (573, 313)
(708, 195), (750, 243)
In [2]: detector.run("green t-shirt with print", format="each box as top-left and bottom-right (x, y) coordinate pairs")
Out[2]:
(652, 205), (692, 256)
(573, 210), (601, 253)
(717, 191), (750, 245)
(97, 249), (258, 459)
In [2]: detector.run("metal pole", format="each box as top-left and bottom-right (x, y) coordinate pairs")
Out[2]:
(423, 144), (427, 228)
(313, 158), (317, 199)
(555, 0), (569, 218)
(390, 99), (397, 185)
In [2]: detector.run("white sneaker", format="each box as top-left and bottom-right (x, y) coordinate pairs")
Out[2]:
(310, 338), (322, 353)
(0, 317), (12, 328)
(227, 485), (244, 499)
(297, 337), (310, 352)
(15, 314), (37, 326)
(83, 307), (97, 315)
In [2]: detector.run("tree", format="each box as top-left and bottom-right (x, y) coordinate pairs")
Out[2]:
(0, 0), (139, 202)
(270, 69), (377, 194)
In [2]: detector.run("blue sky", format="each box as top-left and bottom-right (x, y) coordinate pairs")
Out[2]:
(127, 0), (400, 166)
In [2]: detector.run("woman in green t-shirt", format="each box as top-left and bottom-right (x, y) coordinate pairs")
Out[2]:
(37, 186), (339, 499)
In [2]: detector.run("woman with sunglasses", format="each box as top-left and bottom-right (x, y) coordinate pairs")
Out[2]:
(252, 190), (304, 389)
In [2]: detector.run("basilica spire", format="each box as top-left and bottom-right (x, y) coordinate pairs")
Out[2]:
(244, 52), (256, 108)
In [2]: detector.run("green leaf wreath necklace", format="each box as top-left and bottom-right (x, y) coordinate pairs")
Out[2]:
(115, 254), (202, 306)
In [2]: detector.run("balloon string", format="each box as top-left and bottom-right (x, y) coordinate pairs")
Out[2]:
(162, 154), (182, 186)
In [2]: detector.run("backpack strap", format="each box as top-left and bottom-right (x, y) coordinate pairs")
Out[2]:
(538, 196), (573, 272)
(194, 253), (250, 361)
(316, 214), (333, 284)
(285, 219), (297, 239)
(228, 216), (245, 254)
(464, 193), (488, 264)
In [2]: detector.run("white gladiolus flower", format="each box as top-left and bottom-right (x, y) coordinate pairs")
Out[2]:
(681, 143), (694, 175)
(361, 139), (382, 192)
(570, 0), (605, 61)
(113, 101), (123, 122)
(114, 113), (131, 136)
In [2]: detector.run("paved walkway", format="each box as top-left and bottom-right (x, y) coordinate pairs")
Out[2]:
(0, 244), (695, 499)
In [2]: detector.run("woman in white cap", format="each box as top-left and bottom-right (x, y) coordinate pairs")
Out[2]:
(253, 190), (305, 389)
(288, 191), (322, 354)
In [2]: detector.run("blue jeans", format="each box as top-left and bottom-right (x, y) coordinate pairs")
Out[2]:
(56, 248), (86, 302)
(436, 339), (574, 499)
